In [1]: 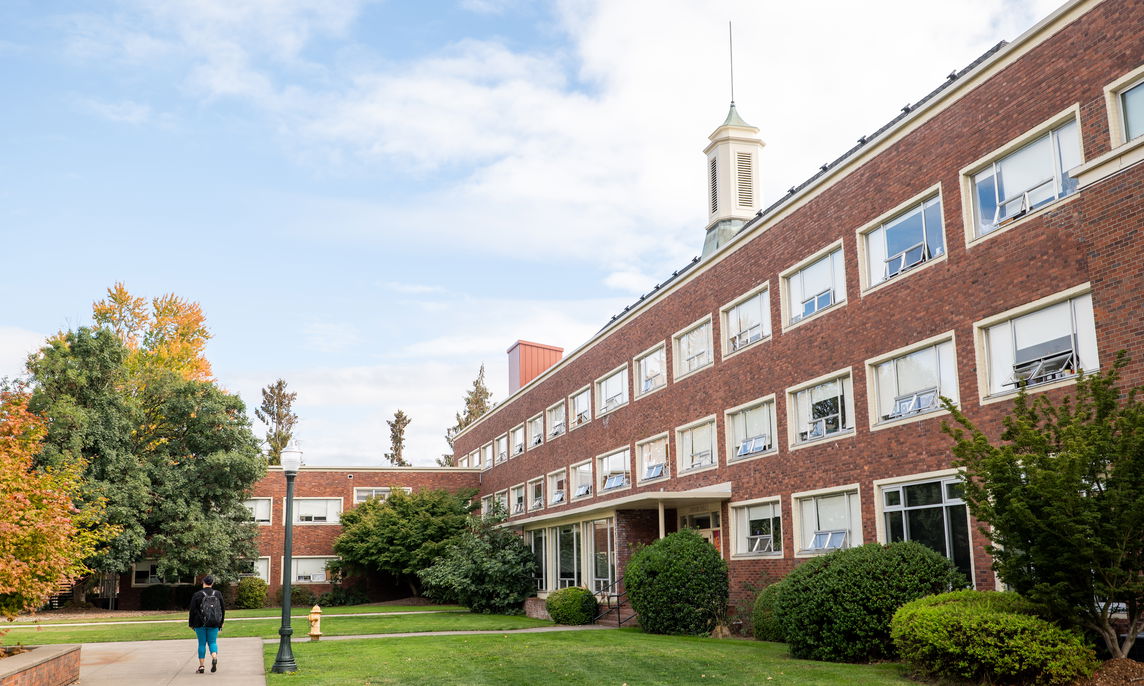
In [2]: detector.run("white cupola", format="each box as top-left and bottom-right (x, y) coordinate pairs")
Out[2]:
(702, 102), (764, 257)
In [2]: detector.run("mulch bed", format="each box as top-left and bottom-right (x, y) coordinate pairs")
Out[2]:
(1079, 658), (1144, 685)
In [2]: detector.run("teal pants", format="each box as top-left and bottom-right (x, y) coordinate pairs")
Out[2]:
(193, 626), (219, 659)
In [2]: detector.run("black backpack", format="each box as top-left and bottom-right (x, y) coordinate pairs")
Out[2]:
(200, 590), (224, 628)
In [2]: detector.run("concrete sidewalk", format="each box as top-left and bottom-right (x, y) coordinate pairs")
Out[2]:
(80, 637), (266, 686)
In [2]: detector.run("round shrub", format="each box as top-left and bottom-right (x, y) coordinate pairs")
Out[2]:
(625, 529), (728, 635)
(545, 587), (598, 625)
(752, 580), (787, 642)
(234, 577), (268, 609)
(774, 541), (967, 662)
(892, 590), (1098, 685)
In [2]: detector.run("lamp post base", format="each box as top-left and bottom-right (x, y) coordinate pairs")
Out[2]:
(270, 625), (297, 673)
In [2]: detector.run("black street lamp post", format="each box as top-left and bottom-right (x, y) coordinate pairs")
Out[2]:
(271, 447), (303, 674)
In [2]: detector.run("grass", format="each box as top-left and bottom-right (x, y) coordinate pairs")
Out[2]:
(263, 630), (913, 685)
(11, 604), (466, 625)
(2, 611), (550, 644)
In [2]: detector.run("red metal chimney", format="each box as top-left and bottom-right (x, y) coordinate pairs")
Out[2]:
(507, 340), (564, 394)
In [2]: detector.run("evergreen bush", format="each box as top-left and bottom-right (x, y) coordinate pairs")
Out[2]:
(751, 580), (787, 642)
(625, 529), (728, 635)
(318, 585), (369, 607)
(275, 585), (317, 608)
(234, 577), (268, 609)
(774, 541), (966, 662)
(545, 587), (598, 625)
(892, 590), (1098, 685)
(139, 584), (174, 611)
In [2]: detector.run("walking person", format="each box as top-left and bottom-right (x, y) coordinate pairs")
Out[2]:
(188, 575), (226, 674)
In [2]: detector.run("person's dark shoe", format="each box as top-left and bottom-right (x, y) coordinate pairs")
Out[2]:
(211, 658), (218, 673)
(197, 666), (205, 674)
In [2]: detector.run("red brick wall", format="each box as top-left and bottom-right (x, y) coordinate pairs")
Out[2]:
(0, 645), (80, 686)
(449, 0), (1144, 609)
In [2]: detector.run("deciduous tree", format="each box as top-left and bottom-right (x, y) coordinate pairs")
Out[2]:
(440, 365), (493, 466)
(384, 409), (411, 466)
(92, 282), (212, 382)
(254, 379), (298, 466)
(944, 353), (1144, 658)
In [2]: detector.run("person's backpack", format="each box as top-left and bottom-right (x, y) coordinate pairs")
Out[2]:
(200, 590), (224, 628)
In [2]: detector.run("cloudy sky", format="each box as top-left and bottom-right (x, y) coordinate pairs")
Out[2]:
(0, 0), (1062, 466)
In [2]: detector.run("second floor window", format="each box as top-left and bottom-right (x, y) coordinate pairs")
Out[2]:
(787, 248), (846, 323)
(572, 462), (593, 498)
(495, 435), (508, 463)
(636, 345), (666, 396)
(598, 450), (630, 491)
(510, 425), (525, 456)
(511, 485), (525, 514)
(983, 292), (1097, 395)
(728, 401), (774, 459)
(792, 375), (853, 443)
(678, 420), (716, 471)
(724, 289), (770, 352)
(865, 196), (944, 286)
(570, 388), (591, 427)
(637, 436), (669, 481)
(596, 367), (628, 415)
(529, 479), (544, 510)
(528, 415), (544, 447)
(549, 471), (566, 505)
(547, 403), (566, 437)
(675, 320), (712, 376)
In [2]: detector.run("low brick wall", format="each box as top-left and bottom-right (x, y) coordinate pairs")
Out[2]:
(0, 645), (80, 686)
(523, 597), (550, 620)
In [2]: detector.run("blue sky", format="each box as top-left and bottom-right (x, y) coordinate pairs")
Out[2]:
(0, 0), (1060, 465)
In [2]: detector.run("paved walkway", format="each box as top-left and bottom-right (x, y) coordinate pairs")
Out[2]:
(28, 609), (455, 629)
(77, 625), (611, 684)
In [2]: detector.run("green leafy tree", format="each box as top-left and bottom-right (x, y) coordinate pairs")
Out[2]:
(384, 409), (411, 466)
(332, 488), (476, 596)
(254, 378), (298, 466)
(944, 353), (1144, 658)
(439, 365), (493, 466)
(419, 508), (536, 613)
(26, 326), (266, 582)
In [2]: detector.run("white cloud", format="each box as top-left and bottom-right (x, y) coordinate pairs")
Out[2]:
(380, 281), (448, 295)
(0, 327), (45, 382)
(302, 322), (364, 354)
(80, 98), (154, 124)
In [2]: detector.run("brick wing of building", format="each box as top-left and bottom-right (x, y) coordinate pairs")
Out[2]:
(119, 0), (1144, 612)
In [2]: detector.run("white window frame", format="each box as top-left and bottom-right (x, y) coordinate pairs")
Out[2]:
(467, 450), (478, 470)
(481, 495), (493, 516)
(1104, 64), (1144, 148)
(527, 414), (544, 449)
(239, 556), (271, 583)
(672, 316), (714, 380)
(865, 332), (959, 431)
(595, 364), (629, 417)
(636, 433), (670, 483)
(547, 401), (566, 438)
(287, 556), (336, 584)
(960, 105), (1083, 246)
(596, 447), (631, 493)
(131, 560), (193, 588)
(569, 386), (592, 429)
(791, 485), (862, 558)
(786, 368), (855, 450)
(780, 240), (847, 330)
(527, 478), (545, 512)
(974, 284), (1098, 404)
(494, 489), (509, 513)
(494, 434), (509, 464)
(291, 497), (342, 525)
(633, 342), (668, 398)
(675, 415), (718, 475)
(510, 483), (526, 515)
(548, 469), (567, 506)
(244, 497), (272, 525)
(724, 395), (777, 463)
(509, 424), (526, 457)
(720, 283), (772, 358)
(480, 442), (494, 470)
(729, 496), (783, 558)
(570, 460), (593, 499)
(856, 185), (947, 294)
(353, 486), (411, 504)
(457, 454), (469, 468)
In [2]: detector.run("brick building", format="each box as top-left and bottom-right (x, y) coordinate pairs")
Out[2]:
(119, 0), (1144, 611)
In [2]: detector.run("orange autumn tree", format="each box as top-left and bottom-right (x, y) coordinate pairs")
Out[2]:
(92, 282), (213, 382)
(0, 388), (109, 628)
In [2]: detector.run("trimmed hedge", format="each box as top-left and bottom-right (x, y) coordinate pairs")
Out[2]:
(234, 577), (267, 609)
(625, 529), (728, 635)
(545, 587), (598, 625)
(773, 541), (966, 662)
(892, 590), (1098, 685)
(751, 581), (787, 642)
(318, 586), (369, 607)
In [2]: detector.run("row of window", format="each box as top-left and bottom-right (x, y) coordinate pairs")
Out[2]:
(469, 286), (1097, 484)
(243, 487), (409, 526)
(457, 75), (1144, 470)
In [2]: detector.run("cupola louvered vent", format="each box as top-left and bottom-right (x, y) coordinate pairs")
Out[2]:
(709, 157), (718, 214)
(737, 152), (753, 207)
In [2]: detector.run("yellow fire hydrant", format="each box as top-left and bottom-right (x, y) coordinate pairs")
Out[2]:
(308, 605), (322, 641)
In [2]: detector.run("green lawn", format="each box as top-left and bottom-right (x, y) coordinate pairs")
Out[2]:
(263, 630), (913, 685)
(12, 604), (465, 625)
(3, 611), (550, 644)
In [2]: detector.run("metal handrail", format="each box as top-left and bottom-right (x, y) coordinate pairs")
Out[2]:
(592, 576), (635, 627)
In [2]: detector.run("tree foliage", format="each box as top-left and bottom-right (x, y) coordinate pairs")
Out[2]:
(26, 319), (266, 581)
(384, 409), (411, 466)
(331, 488), (475, 596)
(419, 510), (536, 613)
(0, 388), (111, 627)
(92, 282), (212, 382)
(440, 365), (493, 466)
(254, 378), (297, 466)
(944, 353), (1144, 659)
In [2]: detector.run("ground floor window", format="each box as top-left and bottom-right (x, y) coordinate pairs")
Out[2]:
(289, 557), (335, 583)
(132, 561), (193, 587)
(590, 518), (615, 592)
(239, 557), (271, 583)
(796, 490), (861, 553)
(882, 478), (972, 583)
(529, 529), (547, 592)
(557, 524), (581, 588)
(527, 517), (617, 594)
(733, 501), (781, 555)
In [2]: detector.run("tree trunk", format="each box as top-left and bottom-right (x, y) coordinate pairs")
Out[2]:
(407, 578), (419, 598)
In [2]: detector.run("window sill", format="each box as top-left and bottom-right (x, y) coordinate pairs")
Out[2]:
(860, 251), (948, 298)
(568, 420), (592, 432)
(782, 300), (846, 334)
(599, 484), (631, 495)
(730, 552), (784, 560)
(294, 522), (341, 526)
(677, 462), (719, 476)
(595, 403), (628, 419)
(673, 362), (713, 383)
(727, 448), (777, 465)
(979, 373), (1085, 406)
(1074, 133), (1144, 189)
(966, 192), (1080, 248)
(634, 382), (668, 401)
(637, 474), (671, 486)
(788, 429), (855, 452)
(721, 334), (771, 362)
(869, 407), (952, 433)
